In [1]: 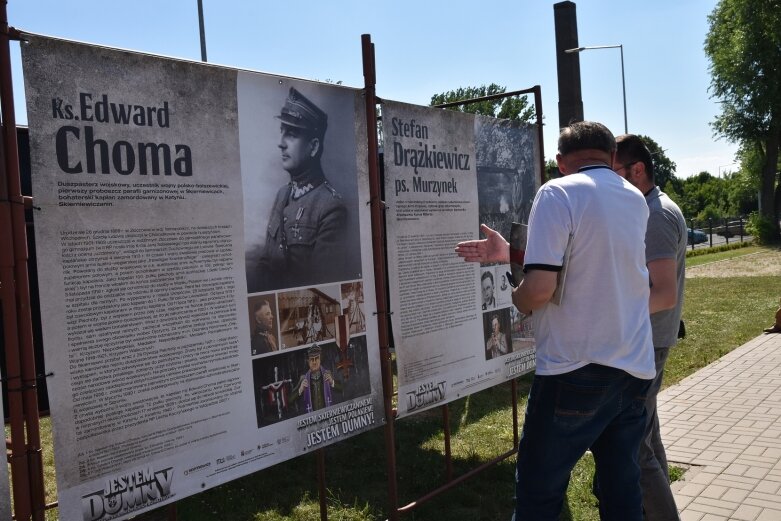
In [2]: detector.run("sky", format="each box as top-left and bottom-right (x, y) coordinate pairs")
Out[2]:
(7, 0), (740, 179)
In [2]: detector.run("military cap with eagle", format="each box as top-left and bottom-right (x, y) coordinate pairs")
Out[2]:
(275, 87), (328, 137)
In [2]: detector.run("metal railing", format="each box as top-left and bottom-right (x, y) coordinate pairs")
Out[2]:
(685, 216), (750, 250)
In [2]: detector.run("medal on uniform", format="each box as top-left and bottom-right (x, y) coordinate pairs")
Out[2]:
(290, 207), (305, 240)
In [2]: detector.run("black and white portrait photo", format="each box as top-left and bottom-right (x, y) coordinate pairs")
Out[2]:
(239, 75), (363, 293)
(247, 294), (280, 356)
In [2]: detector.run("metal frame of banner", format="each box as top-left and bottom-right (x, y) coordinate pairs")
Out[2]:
(361, 33), (400, 521)
(0, 13), (545, 518)
(363, 33), (546, 519)
(0, 2), (47, 520)
(434, 85), (547, 184)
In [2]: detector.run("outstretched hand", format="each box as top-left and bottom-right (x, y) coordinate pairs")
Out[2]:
(454, 224), (510, 264)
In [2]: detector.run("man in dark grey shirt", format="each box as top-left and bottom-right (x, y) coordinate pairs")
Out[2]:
(614, 134), (687, 521)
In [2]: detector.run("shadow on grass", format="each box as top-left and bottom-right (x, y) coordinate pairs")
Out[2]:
(173, 375), (535, 520)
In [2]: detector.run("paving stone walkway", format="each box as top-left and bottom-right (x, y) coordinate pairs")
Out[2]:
(659, 332), (781, 521)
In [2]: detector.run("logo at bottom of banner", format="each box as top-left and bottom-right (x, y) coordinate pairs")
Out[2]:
(406, 380), (447, 413)
(505, 349), (536, 377)
(82, 466), (174, 521)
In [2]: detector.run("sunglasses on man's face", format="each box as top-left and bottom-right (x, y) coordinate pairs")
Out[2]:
(614, 160), (639, 176)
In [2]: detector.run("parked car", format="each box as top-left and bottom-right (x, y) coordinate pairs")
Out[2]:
(688, 228), (708, 245)
(714, 220), (745, 238)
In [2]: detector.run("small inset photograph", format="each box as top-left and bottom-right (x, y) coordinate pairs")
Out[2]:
(252, 338), (371, 427)
(248, 294), (280, 356)
(331, 335), (370, 399)
(483, 308), (512, 360)
(253, 353), (298, 426)
(340, 281), (366, 335)
(278, 286), (341, 348)
(494, 266), (513, 307)
(480, 269), (497, 311)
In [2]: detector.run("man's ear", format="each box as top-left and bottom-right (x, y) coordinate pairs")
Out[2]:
(623, 160), (642, 183)
(555, 153), (568, 175)
(309, 137), (321, 158)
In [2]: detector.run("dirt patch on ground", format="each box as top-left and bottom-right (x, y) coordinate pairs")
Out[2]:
(686, 250), (781, 278)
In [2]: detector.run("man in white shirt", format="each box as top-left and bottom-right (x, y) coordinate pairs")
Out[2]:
(456, 121), (654, 520)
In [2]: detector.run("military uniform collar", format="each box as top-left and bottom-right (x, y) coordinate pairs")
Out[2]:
(255, 319), (272, 335)
(290, 166), (325, 200)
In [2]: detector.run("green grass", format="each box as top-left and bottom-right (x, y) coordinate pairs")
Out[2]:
(665, 274), (779, 387)
(20, 246), (781, 520)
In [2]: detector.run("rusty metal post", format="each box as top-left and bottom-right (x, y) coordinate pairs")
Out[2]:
(511, 379), (519, 447)
(360, 33), (399, 521)
(316, 449), (328, 520)
(1, 5), (45, 520)
(532, 86), (545, 187)
(442, 405), (453, 481)
(0, 100), (32, 521)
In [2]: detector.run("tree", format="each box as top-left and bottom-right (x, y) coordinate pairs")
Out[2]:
(637, 134), (677, 192)
(724, 169), (759, 216)
(544, 158), (560, 183)
(430, 84), (536, 123)
(705, 0), (781, 241)
(676, 172), (712, 218)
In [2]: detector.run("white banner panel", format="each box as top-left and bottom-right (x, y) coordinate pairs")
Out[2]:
(22, 35), (383, 521)
(382, 100), (539, 418)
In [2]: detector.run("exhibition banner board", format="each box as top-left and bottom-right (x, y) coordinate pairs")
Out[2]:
(382, 100), (539, 418)
(22, 35), (383, 521)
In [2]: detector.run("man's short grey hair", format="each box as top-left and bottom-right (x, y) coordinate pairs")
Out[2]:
(558, 121), (616, 156)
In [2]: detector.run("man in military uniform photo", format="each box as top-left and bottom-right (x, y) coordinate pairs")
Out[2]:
(250, 299), (278, 355)
(256, 87), (347, 290)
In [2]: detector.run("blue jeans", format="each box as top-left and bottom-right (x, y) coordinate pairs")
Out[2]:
(514, 364), (651, 521)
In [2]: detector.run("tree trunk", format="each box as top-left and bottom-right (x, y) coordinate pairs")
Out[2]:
(761, 115), (780, 240)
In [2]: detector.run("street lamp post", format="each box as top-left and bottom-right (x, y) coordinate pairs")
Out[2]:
(197, 0), (207, 62)
(565, 44), (627, 134)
